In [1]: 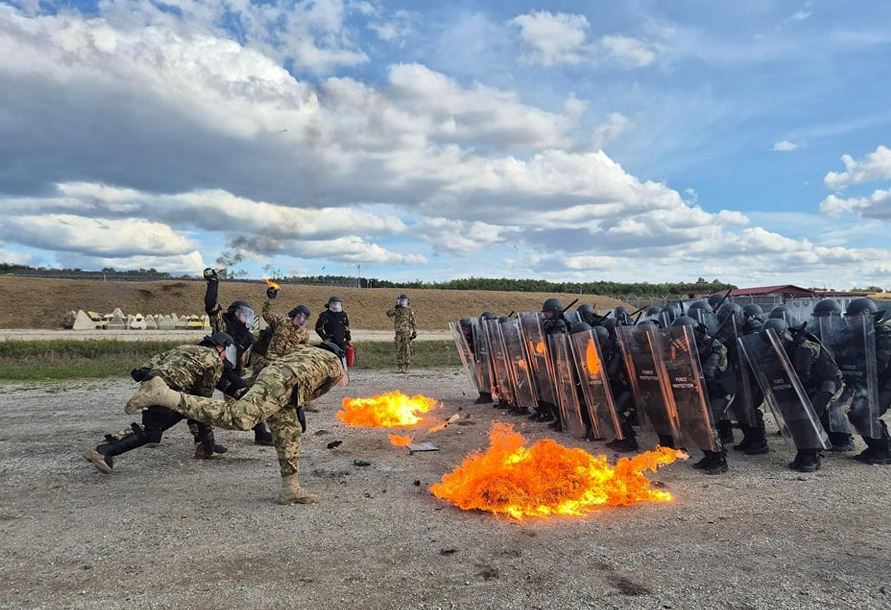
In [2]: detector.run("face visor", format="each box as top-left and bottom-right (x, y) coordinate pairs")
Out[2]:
(234, 306), (255, 328)
(224, 344), (238, 367)
(329, 301), (343, 313)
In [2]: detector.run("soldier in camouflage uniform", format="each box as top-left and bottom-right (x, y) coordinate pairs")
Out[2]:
(83, 333), (242, 474)
(386, 294), (417, 373)
(124, 344), (348, 504)
(203, 268), (272, 445)
(251, 285), (310, 371)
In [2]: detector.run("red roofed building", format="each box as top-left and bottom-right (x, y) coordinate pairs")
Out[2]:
(729, 285), (815, 299)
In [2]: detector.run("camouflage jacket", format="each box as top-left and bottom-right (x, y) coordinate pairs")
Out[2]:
(262, 299), (309, 360)
(273, 346), (345, 407)
(143, 345), (224, 397)
(386, 305), (417, 336)
(790, 336), (841, 391)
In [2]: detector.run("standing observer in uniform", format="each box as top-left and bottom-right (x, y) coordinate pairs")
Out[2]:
(316, 296), (352, 350)
(386, 294), (417, 373)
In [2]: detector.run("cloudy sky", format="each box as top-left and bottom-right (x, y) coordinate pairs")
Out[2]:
(1, 1), (890, 288)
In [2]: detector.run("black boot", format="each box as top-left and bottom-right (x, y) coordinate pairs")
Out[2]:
(657, 434), (675, 449)
(790, 449), (821, 472)
(717, 419), (734, 444)
(734, 424), (769, 455)
(853, 436), (891, 465)
(194, 423), (227, 459)
(827, 431), (854, 452)
(253, 422), (274, 446)
(605, 436), (639, 452)
(83, 428), (149, 474)
(474, 392), (493, 404)
(703, 449), (728, 475)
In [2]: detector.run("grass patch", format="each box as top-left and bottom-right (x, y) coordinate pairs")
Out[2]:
(0, 339), (461, 380)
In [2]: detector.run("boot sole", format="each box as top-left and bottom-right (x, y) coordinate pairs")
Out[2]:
(742, 446), (769, 456)
(276, 495), (319, 505)
(82, 449), (113, 474)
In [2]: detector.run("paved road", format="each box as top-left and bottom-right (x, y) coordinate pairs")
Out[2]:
(0, 329), (452, 342)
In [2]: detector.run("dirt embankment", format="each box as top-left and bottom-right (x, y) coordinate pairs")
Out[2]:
(0, 276), (626, 330)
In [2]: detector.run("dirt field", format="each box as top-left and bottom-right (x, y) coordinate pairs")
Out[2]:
(1, 370), (889, 610)
(0, 276), (626, 330)
(0, 329), (452, 343)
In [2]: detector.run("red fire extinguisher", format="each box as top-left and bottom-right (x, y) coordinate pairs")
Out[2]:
(346, 344), (356, 367)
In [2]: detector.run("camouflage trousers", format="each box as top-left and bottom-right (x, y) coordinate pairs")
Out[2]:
(395, 334), (412, 369)
(172, 366), (303, 477)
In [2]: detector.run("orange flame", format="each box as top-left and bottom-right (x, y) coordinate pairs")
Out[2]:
(338, 391), (438, 427)
(430, 423), (685, 520)
(536, 341), (546, 354)
(586, 339), (602, 375)
(262, 278), (281, 290)
(388, 434), (413, 447)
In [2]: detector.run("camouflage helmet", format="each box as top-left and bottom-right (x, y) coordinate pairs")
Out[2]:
(288, 305), (311, 319)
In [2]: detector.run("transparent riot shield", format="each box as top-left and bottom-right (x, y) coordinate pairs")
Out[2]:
(690, 309), (719, 336)
(471, 318), (493, 395)
(569, 329), (624, 440)
(615, 325), (680, 441)
(449, 321), (479, 392)
(563, 311), (581, 327)
(501, 318), (538, 411)
(739, 330), (829, 450)
(547, 333), (588, 440)
(817, 314), (881, 439)
(519, 313), (558, 406)
(654, 326), (720, 451)
(724, 316), (760, 428)
(486, 318), (516, 406)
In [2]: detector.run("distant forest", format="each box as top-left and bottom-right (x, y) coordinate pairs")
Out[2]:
(1, 262), (742, 298)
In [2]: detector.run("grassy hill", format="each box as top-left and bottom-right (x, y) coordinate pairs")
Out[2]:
(0, 276), (627, 330)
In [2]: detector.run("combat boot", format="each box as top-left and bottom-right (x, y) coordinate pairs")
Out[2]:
(124, 377), (181, 414)
(276, 474), (318, 505)
(734, 424), (769, 455)
(790, 449), (821, 472)
(193, 424), (227, 459)
(717, 419), (734, 444)
(853, 437), (891, 465)
(475, 392), (493, 405)
(827, 431), (854, 452)
(82, 429), (149, 474)
(253, 422), (274, 446)
(657, 434), (675, 449)
(703, 449), (728, 475)
(605, 436), (639, 453)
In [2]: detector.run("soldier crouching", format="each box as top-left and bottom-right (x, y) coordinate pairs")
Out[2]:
(124, 344), (348, 504)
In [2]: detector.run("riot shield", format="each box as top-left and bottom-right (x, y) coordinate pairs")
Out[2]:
(739, 330), (829, 450)
(547, 333), (588, 439)
(564, 311), (581, 327)
(486, 319), (516, 406)
(519, 313), (558, 406)
(471, 318), (493, 395)
(725, 316), (760, 427)
(817, 314), (881, 439)
(569, 329), (624, 440)
(653, 326), (720, 451)
(501, 318), (538, 411)
(690, 309), (719, 336)
(449, 321), (479, 392)
(615, 325), (680, 441)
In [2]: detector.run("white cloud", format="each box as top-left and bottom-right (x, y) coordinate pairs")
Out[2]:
(820, 189), (891, 219)
(414, 217), (517, 254)
(598, 34), (660, 68)
(593, 113), (633, 149)
(824, 145), (891, 190)
(0, 214), (195, 257)
(509, 10), (589, 66)
(772, 139), (801, 151)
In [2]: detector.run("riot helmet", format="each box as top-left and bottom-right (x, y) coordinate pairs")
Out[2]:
(577, 303), (597, 325)
(542, 298), (563, 319)
(288, 304), (311, 326)
(201, 331), (235, 366)
(327, 296), (343, 313)
(845, 297), (878, 317)
(226, 300), (255, 328)
(717, 302), (743, 323)
(742, 304), (764, 320)
(570, 321), (592, 334)
(812, 299), (841, 318)
(708, 293), (730, 312)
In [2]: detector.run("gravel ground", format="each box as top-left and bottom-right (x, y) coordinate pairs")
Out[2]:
(1, 369), (889, 610)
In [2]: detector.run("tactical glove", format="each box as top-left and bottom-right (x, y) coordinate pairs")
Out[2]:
(410, 331), (417, 341)
(296, 406), (307, 433)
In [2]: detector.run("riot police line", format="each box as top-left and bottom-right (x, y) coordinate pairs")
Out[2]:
(449, 296), (891, 475)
